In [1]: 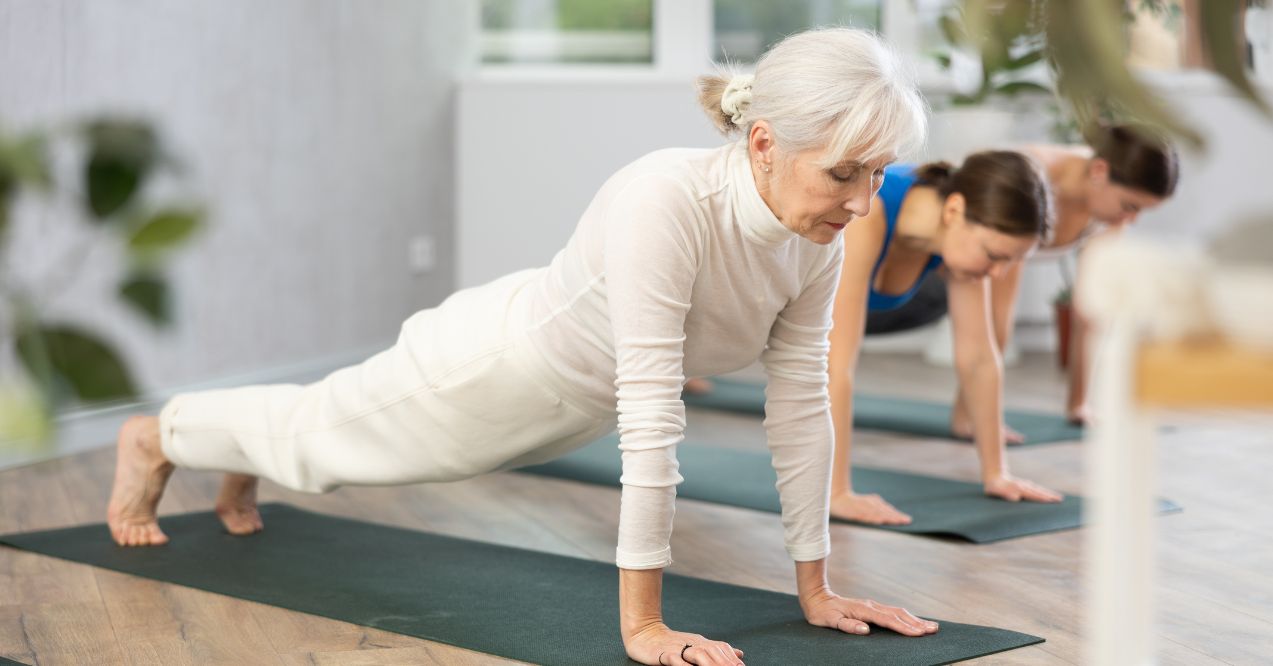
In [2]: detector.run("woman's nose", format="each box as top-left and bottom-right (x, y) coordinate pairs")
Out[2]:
(842, 185), (872, 217)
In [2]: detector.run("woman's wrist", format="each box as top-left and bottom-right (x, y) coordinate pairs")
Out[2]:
(794, 559), (832, 603)
(619, 567), (666, 639)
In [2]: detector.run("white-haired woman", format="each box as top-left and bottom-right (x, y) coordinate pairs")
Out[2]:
(107, 28), (937, 665)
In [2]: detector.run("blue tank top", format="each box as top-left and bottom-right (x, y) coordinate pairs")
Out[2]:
(867, 164), (945, 312)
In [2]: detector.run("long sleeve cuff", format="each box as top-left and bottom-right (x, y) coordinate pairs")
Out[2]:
(616, 546), (672, 570)
(786, 536), (831, 562)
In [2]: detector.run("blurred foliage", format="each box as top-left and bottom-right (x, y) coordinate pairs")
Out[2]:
(938, 0), (1271, 147)
(934, 0), (1052, 105)
(1057, 0), (1265, 147)
(0, 118), (202, 447)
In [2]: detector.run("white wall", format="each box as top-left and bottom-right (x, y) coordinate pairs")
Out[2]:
(457, 74), (723, 288)
(0, 1), (473, 396)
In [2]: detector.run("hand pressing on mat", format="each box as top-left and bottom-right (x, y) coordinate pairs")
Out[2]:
(621, 568), (745, 665)
(829, 491), (913, 525)
(1066, 403), (1091, 428)
(983, 473), (1064, 503)
(797, 560), (938, 638)
(624, 624), (745, 666)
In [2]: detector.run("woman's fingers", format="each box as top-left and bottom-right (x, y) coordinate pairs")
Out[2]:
(830, 493), (914, 525)
(676, 641), (744, 666)
(852, 601), (937, 636)
(1020, 481), (1064, 503)
(835, 615), (872, 635)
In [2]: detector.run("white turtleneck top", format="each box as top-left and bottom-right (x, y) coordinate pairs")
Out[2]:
(519, 140), (842, 569)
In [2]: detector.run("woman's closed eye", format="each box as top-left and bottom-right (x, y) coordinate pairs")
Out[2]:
(828, 168), (860, 183)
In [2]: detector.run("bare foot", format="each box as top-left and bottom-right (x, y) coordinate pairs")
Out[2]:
(830, 491), (913, 525)
(215, 473), (264, 535)
(683, 377), (715, 395)
(107, 415), (174, 546)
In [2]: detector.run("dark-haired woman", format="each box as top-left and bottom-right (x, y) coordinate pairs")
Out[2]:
(828, 151), (1066, 526)
(966, 126), (1180, 433)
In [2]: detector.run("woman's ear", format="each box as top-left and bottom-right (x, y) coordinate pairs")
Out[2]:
(1089, 157), (1110, 185)
(748, 120), (774, 171)
(942, 192), (966, 227)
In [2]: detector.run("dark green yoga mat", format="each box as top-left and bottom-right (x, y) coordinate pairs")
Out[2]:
(683, 377), (1084, 445)
(522, 437), (1181, 543)
(0, 504), (1043, 665)
(0, 658), (29, 665)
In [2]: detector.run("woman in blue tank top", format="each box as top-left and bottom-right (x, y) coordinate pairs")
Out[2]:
(828, 151), (1064, 525)
(872, 125), (1179, 434)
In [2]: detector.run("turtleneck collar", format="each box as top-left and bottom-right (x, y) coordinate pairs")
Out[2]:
(728, 140), (795, 247)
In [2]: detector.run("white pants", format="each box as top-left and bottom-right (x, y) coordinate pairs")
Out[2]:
(159, 270), (616, 493)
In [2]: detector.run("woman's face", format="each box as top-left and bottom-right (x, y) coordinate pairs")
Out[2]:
(1087, 159), (1167, 226)
(751, 123), (895, 245)
(939, 194), (1040, 281)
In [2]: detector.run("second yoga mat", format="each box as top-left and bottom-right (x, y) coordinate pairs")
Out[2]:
(522, 436), (1181, 543)
(0, 504), (1044, 665)
(683, 377), (1084, 445)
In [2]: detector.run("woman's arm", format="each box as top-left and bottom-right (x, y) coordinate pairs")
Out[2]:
(1064, 226), (1119, 424)
(603, 174), (742, 662)
(947, 273), (1063, 502)
(952, 261), (1028, 444)
(826, 202), (911, 524)
(760, 203), (936, 638)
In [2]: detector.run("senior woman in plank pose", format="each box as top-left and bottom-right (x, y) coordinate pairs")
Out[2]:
(106, 27), (937, 665)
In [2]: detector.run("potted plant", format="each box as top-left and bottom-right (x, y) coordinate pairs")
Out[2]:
(1053, 252), (1076, 369)
(927, 0), (1054, 160)
(0, 118), (203, 448)
(1053, 286), (1073, 369)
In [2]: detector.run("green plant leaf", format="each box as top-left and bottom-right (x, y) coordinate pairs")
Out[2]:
(83, 119), (160, 219)
(939, 13), (967, 46)
(1, 132), (52, 189)
(86, 153), (142, 218)
(0, 176), (11, 238)
(16, 325), (139, 404)
(1046, 0), (1202, 148)
(1201, 0), (1272, 116)
(0, 382), (54, 447)
(994, 81), (1053, 96)
(119, 274), (171, 326)
(127, 208), (201, 255)
(1004, 50), (1044, 71)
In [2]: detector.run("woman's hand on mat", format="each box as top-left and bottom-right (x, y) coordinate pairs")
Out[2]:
(624, 623), (745, 666)
(983, 474), (1064, 503)
(950, 416), (1026, 445)
(1066, 404), (1090, 427)
(800, 590), (939, 637)
(829, 491), (913, 525)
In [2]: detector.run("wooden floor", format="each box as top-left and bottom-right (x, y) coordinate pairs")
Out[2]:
(2, 352), (1271, 665)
